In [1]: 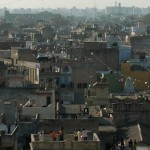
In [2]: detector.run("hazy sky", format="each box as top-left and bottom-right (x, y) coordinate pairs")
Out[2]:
(0, 0), (150, 9)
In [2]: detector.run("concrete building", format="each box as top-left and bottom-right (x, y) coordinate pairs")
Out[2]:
(59, 104), (102, 119)
(0, 110), (19, 150)
(35, 118), (116, 149)
(106, 6), (142, 16)
(37, 53), (98, 104)
(114, 122), (150, 148)
(30, 132), (100, 150)
(37, 54), (73, 104)
(21, 89), (56, 120)
(5, 65), (29, 87)
(5, 60), (39, 87)
(0, 101), (17, 124)
(70, 61), (97, 104)
(130, 35), (150, 52)
(37, 26), (55, 40)
(119, 45), (131, 62)
(85, 79), (109, 108)
(0, 88), (58, 120)
(0, 62), (5, 87)
(84, 41), (119, 71)
(1, 47), (40, 87)
(0, 125), (18, 150)
(0, 41), (26, 50)
(109, 95), (150, 148)
(105, 30), (132, 64)
(110, 95), (150, 125)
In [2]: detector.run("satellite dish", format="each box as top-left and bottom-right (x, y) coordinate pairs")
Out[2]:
(124, 77), (135, 93)
(97, 73), (104, 82)
(100, 73), (104, 79)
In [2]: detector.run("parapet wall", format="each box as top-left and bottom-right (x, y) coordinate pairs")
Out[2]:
(39, 119), (101, 133)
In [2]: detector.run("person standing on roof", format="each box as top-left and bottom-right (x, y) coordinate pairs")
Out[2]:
(82, 128), (88, 141)
(50, 130), (57, 141)
(133, 139), (137, 150)
(77, 129), (82, 141)
(73, 129), (78, 141)
(128, 139), (133, 150)
(59, 127), (64, 141)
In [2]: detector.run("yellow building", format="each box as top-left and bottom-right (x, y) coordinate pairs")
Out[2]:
(121, 62), (150, 91)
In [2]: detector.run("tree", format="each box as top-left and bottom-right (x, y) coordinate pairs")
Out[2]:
(141, 14), (150, 25)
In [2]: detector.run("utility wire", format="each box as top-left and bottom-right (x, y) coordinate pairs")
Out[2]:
(91, 53), (150, 87)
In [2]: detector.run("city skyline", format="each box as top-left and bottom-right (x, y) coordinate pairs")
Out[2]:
(0, 0), (150, 9)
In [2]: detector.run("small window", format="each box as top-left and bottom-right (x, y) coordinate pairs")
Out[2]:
(70, 82), (74, 88)
(83, 83), (87, 88)
(47, 97), (51, 105)
(61, 84), (65, 88)
(78, 83), (82, 88)
(101, 105), (105, 109)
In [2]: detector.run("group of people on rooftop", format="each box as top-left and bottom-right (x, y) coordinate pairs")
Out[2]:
(74, 128), (88, 141)
(50, 127), (88, 142)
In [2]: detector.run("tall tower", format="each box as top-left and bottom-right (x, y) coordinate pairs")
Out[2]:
(5, 10), (10, 22)
(118, 2), (121, 16)
(93, 0), (97, 21)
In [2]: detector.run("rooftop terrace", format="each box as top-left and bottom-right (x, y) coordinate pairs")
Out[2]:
(30, 132), (100, 150)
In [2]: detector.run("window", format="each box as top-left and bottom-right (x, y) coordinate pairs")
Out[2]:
(56, 78), (59, 85)
(47, 97), (51, 105)
(78, 83), (82, 88)
(83, 83), (87, 88)
(61, 84), (65, 88)
(101, 105), (105, 109)
(70, 82), (74, 88)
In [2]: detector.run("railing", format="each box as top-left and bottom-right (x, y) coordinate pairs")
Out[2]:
(30, 133), (100, 150)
